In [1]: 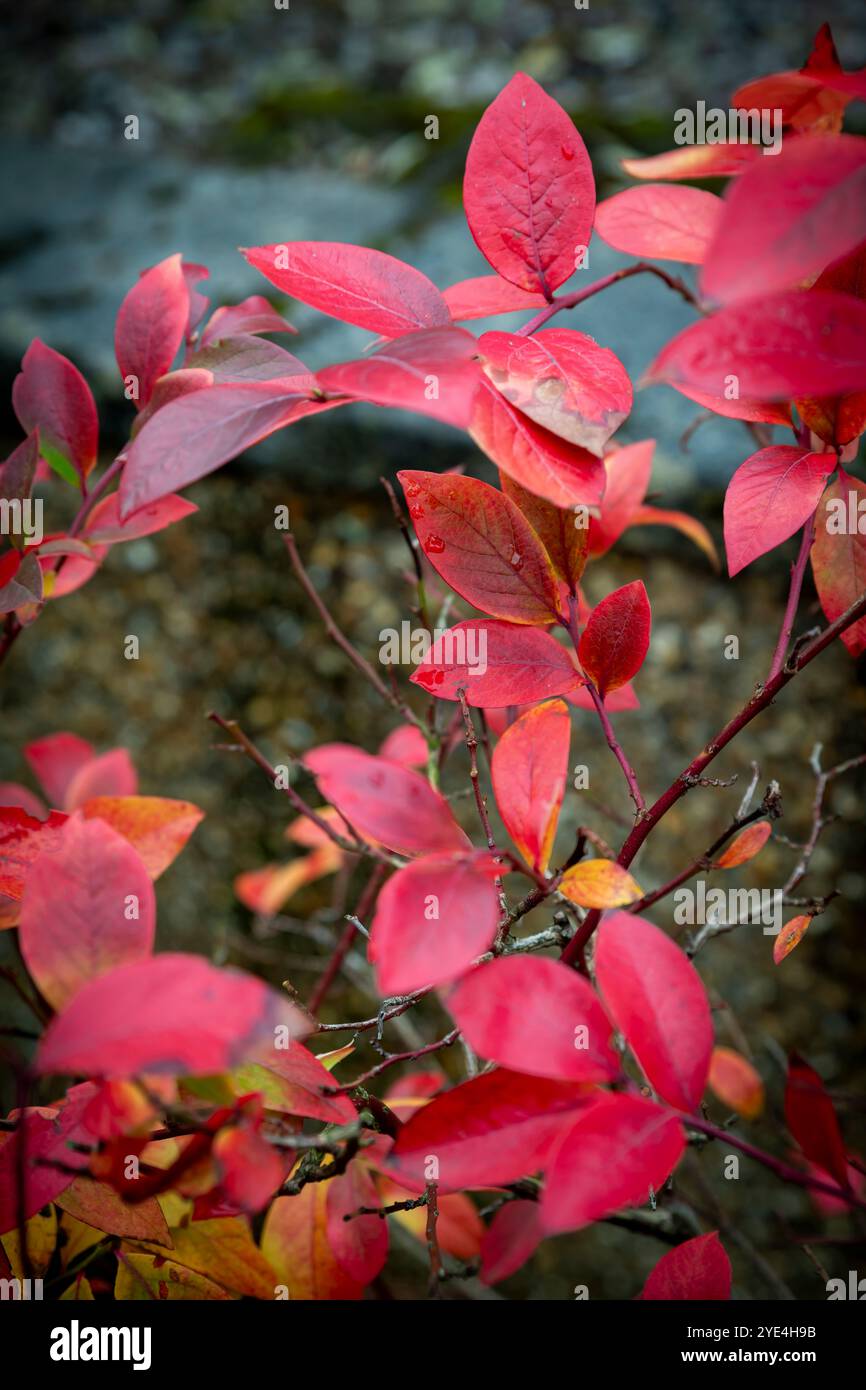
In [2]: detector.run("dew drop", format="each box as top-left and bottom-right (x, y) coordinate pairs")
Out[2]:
(405, 481), (421, 498)
(424, 534), (446, 554)
(510, 551), (524, 570)
(409, 503), (424, 519)
(561, 144), (574, 161)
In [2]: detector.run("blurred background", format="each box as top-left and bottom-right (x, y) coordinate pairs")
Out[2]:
(1, 0), (865, 1298)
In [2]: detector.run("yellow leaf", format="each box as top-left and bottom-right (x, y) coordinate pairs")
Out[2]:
(559, 859), (642, 908)
(1, 1206), (57, 1278)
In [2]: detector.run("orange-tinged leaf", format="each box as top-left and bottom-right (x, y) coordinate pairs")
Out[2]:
(621, 143), (763, 181)
(774, 913), (813, 964)
(629, 505), (720, 570)
(0, 1206), (57, 1278)
(499, 471), (589, 592)
(262, 1186), (364, 1300)
(811, 470), (866, 657)
(587, 441), (655, 557)
(707, 1047), (765, 1119)
(235, 845), (342, 915)
(143, 1217), (277, 1298)
(491, 699), (570, 872)
(116, 1249), (233, 1300)
(713, 820), (772, 869)
(55, 1177), (172, 1245)
(558, 858), (642, 908)
(398, 469), (562, 624)
(80, 795), (204, 879)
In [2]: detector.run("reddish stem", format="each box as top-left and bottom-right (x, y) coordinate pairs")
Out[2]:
(767, 511), (817, 682)
(518, 261), (699, 336)
(307, 864), (386, 1016)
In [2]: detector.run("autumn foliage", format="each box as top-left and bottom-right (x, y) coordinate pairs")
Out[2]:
(1, 23), (865, 1303)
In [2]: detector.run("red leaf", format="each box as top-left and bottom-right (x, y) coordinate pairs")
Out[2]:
(480, 1200), (543, 1285)
(784, 1053), (849, 1188)
(303, 744), (469, 857)
(242, 1040), (357, 1126)
(12, 340), (98, 481)
(447, 956), (619, 1082)
(723, 447), (834, 577)
(588, 441), (655, 557)
(25, 732), (94, 806)
(443, 276), (547, 321)
(411, 619), (583, 707)
(118, 379), (331, 517)
(595, 910), (713, 1113)
(242, 241), (450, 336)
(479, 328), (631, 452)
(811, 470), (866, 656)
(199, 295), (296, 348)
(398, 470), (561, 624)
(595, 185), (722, 265)
(19, 813), (155, 1011)
(499, 472), (589, 591)
(212, 1121), (287, 1214)
(463, 72), (595, 295)
(326, 1163), (389, 1285)
(0, 807), (68, 900)
(639, 1231), (732, 1300)
(541, 1092), (685, 1234)
(774, 913), (814, 964)
(673, 383), (792, 427)
(701, 135), (866, 306)
(35, 953), (312, 1078)
(83, 492), (198, 545)
(490, 698), (570, 871)
(369, 852), (500, 995)
(578, 580), (651, 695)
(390, 1069), (595, 1192)
(0, 1085), (98, 1233)
(189, 336), (307, 384)
(470, 378), (607, 508)
(731, 26), (866, 134)
(647, 290), (866, 401)
(795, 247), (866, 448)
(115, 253), (190, 409)
(316, 327), (482, 430)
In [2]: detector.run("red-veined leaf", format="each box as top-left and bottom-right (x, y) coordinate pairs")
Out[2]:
(411, 619), (583, 707)
(54, 1177), (172, 1245)
(463, 73), (595, 295)
(795, 248), (866, 448)
(303, 745), (467, 857)
(559, 859), (643, 908)
(115, 253), (190, 409)
(389, 1069), (595, 1192)
(784, 1053), (849, 1188)
(595, 185), (722, 265)
(490, 698), (570, 871)
(19, 813), (155, 1011)
(578, 580), (651, 695)
(80, 795), (204, 879)
(541, 1092), (685, 1234)
(701, 135), (866, 306)
(595, 910), (713, 1113)
(471, 378), (607, 508)
(646, 290), (866, 401)
(0, 807), (68, 900)
(316, 326), (482, 430)
(35, 953), (312, 1078)
(708, 1047), (765, 1119)
(639, 1231), (731, 1300)
(443, 275), (547, 321)
(713, 820), (772, 868)
(12, 340), (98, 482)
(369, 851), (500, 995)
(199, 295), (296, 348)
(479, 328), (631, 453)
(447, 955), (619, 1083)
(499, 472), (589, 591)
(398, 469), (561, 624)
(810, 470), (866, 656)
(242, 241), (449, 336)
(189, 335), (307, 384)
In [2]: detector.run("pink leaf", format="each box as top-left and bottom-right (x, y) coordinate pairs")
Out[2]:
(63, 749), (139, 811)
(326, 1164), (389, 1285)
(20, 815), (155, 1011)
(303, 744), (469, 857)
(541, 1092), (685, 1234)
(12, 340), (99, 481)
(639, 1231), (732, 1300)
(316, 327), (483, 430)
(701, 135), (866, 306)
(411, 619), (584, 707)
(199, 295), (297, 348)
(447, 955), (619, 1083)
(463, 73), (595, 295)
(443, 275), (547, 321)
(723, 446), (835, 576)
(25, 733), (95, 808)
(369, 852), (501, 995)
(115, 253), (190, 409)
(242, 241), (450, 336)
(595, 185), (722, 265)
(35, 953), (312, 1078)
(0, 1084), (98, 1233)
(595, 910), (713, 1113)
(83, 492), (198, 545)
